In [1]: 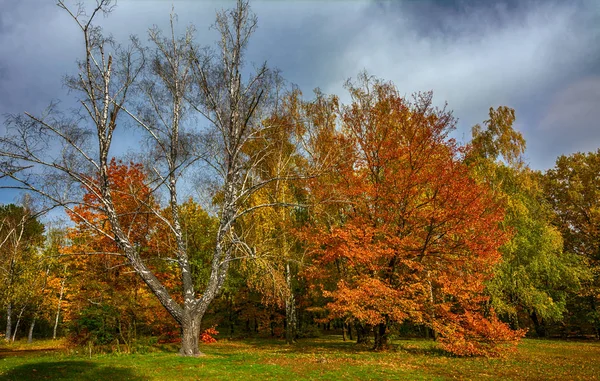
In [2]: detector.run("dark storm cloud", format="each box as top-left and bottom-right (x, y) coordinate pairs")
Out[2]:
(0, 0), (599, 176)
(0, 0), (76, 118)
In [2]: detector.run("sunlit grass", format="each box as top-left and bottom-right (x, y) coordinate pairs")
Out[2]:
(0, 338), (67, 352)
(0, 337), (598, 380)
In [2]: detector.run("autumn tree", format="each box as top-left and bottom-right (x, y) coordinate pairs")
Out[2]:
(485, 166), (589, 335)
(303, 75), (523, 355)
(234, 89), (310, 343)
(0, 0), (306, 356)
(43, 226), (69, 341)
(469, 107), (589, 336)
(123, 0), (301, 355)
(23, 238), (57, 344)
(0, 203), (45, 342)
(470, 106), (526, 169)
(544, 150), (600, 338)
(65, 159), (164, 346)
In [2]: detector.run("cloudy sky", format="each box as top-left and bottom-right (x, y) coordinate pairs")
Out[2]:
(1, 0), (599, 205)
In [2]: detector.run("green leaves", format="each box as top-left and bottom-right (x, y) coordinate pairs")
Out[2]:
(543, 150), (600, 332)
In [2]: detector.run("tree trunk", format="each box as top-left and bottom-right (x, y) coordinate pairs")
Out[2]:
(355, 323), (370, 344)
(342, 322), (347, 342)
(591, 296), (600, 340)
(179, 314), (202, 357)
(530, 311), (546, 338)
(284, 302), (296, 344)
(11, 304), (26, 342)
(53, 274), (66, 339)
(5, 302), (12, 342)
(285, 262), (296, 344)
(27, 316), (36, 343)
(228, 294), (235, 339)
(25, 266), (49, 345)
(373, 322), (388, 351)
(348, 323), (353, 341)
(427, 275), (438, 341)
(509, 313), (520, 331)
(430, 327), (438, 341)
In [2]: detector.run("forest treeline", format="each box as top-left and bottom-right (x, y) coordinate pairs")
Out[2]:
(0, 0), (598, 357)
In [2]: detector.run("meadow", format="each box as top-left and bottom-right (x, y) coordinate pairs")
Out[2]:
(0, 337), (598, 380)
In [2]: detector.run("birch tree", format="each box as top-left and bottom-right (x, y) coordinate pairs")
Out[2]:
(0, 204), (45, 342)
(0, 0), (307, 356)
(133, 0), (299, 355)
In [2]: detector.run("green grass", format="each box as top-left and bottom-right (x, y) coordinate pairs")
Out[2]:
(0, 337), (599, 380)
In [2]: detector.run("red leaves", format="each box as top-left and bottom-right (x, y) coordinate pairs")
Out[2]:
(200, 327), (219, 344)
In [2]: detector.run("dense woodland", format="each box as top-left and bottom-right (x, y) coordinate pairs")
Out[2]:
(0, 0), (598, 358)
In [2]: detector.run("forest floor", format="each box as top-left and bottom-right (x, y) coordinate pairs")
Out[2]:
(0, 336), (598, 380)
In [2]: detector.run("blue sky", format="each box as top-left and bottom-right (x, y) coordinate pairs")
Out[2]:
(1, 0), (599, 207)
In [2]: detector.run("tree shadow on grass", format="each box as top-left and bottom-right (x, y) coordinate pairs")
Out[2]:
(256, 336), (455, 358)
(0, 361), (145, 381)
(231, 336), (377, 355)
(292, 339), (372, 354)
(395, 343), (452, 357)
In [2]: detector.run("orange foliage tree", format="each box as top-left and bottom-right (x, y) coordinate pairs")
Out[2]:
(302, 75), (524, 356)
(65, 159), (168, 345)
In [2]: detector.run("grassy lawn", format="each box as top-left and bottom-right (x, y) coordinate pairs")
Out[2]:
(0, 336), (598, 380)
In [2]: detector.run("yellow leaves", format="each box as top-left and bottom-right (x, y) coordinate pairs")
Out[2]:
(471, 106), (525, 168)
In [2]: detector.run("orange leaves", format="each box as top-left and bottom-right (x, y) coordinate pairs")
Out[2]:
(200, 326), (219, 344)
(325, 278), (411, 325)
(302, 76), (519, 356)
(434, 310), (526, 357)
(64, 159), (173, 342)
(68, 158), (158, 251)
